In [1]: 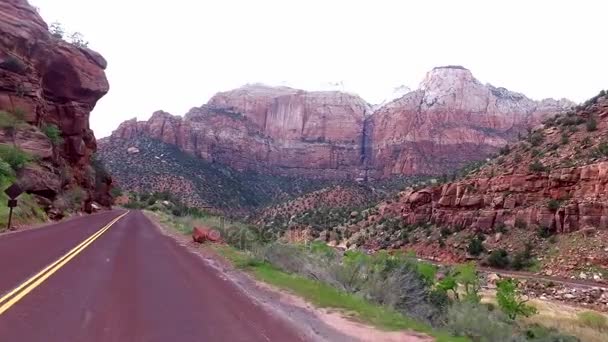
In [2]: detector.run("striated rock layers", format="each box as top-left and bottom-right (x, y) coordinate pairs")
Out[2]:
(0, 0), (110, 210)
(110, 85), (370, 179)
(107, 67), (573, 180)
(380, 92), (608, 234)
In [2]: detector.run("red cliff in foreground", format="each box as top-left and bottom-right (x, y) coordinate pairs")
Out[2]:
(0, 0), (110, 215)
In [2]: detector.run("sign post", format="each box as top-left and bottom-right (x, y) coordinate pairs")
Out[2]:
(4, 183), (23, 230)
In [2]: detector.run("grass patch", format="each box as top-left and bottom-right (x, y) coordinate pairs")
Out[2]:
(577, 311), (608, 331)
(213, 244), (467, 342)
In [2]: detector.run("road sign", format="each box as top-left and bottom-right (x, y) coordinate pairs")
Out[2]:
(4, 183), (23, 230)
(4, 183), (23, 199)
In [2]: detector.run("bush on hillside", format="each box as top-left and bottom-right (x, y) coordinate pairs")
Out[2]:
(467, 235), (485, 256)
(42, 124), (63, 145)
(0, 145), (31, 171)
(487, 249), (510, 269)
(529, 160), (547, 173)
(586, 116), (598, 132)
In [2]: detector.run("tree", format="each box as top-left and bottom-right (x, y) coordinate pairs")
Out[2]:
(496, 278), (537, 320)
(455, 262), (481, 303)
(69, 32), (89, 48)
(49, 22), (64, 39)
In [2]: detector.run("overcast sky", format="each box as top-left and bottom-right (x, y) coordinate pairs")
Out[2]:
(31, 0), (607, 138)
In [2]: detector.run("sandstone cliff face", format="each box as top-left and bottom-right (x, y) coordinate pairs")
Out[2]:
(111, 85), (370, 178)
(369, 66), (574, 177)
(108, 68), (572, 180)
(0, 0), (110, 211)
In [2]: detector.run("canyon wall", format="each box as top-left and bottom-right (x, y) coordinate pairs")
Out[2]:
(106, 67), (573, 180)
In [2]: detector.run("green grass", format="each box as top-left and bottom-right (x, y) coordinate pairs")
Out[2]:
(0, 177), (46, 231)
(213, 244), (468, 342)
(577, 311), (608, 331)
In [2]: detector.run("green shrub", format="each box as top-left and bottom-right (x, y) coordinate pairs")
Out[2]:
(581, 137), (592, 147)
(528, 131), (545, 147)
(547, 199), (561, 212)
(560, 133), (569, 145)
(0, 145), (31, 171)
(447, 301), (515, 342)
(586, 116), (598, 132)
(42, 124), (63, 145)
(514, 218), (527, 229)
(529, 160), (547, 173)
(496, 278), (537, 320)
(0, 158), (14, 179)
(0, 110), (23, 130)
(577, 311), (608, 331)
(537, 226), (553, 239)
(110, 187), (123, 197)
(524, 323), (580, 342)
(467, 235), (485, 256)
(511, 244), (535, 271)
(487, 249), (510, 269)
(594, 142), (608, 157)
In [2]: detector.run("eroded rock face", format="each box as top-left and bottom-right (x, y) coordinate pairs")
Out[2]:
(0, 0), (110, 208)
(111, 85), (370, 178)
(369, 66), (574, 177)
(370, 94), (608, 234)
(108, 68), (572, 180)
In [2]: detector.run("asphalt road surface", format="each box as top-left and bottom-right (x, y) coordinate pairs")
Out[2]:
(0, 210), (305, 342)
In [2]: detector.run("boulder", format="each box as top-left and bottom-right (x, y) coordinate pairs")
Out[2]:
(192, 226), (220, 244)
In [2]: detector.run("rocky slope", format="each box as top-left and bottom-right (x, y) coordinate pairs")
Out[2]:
(0, 0), (110, 217)
(323, 91), (608, 279)
(97, 136), (340, 213)
(105, 67), (573, 182)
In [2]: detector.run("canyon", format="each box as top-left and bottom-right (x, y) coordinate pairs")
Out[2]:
(104, 66), (574, 181)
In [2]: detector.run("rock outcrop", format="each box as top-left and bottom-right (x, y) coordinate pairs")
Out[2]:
(369, 66), (574, 177)
(388, 92), (608, 234)
(107, 68), (572, 180)
(110, 85), (370, 178)
(0, 0), (110, 212)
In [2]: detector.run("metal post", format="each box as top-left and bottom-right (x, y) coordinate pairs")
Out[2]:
(7, 206), (13, 230)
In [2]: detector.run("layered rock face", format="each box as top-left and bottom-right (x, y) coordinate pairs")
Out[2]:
(0, 0), (110, 210)
(108, 68), (572, 180)
(369, 66), (574, 177)
(110, 85), (370, 178)
(376, 92), (608, 233)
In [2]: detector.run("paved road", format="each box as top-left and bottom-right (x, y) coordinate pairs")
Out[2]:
(0, 210), (305, 342)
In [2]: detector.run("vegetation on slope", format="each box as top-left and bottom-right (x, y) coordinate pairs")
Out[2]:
(149, 201), (586, 342)
(98, 137), (345, 213)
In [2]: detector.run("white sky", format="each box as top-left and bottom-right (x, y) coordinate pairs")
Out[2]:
(30, 0), (608, 138)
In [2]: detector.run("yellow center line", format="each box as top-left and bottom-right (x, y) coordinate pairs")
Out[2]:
(0, 211), (129, 315)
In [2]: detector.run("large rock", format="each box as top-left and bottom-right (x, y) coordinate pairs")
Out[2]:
(0, 0), (110, 209)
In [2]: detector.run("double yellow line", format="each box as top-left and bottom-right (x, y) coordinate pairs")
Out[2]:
(0, 211), (129, 316)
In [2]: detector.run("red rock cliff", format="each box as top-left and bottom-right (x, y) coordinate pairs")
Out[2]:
(111, 85), (370, 179)
(107, 69), (572, 180)
(0, 0), (110, 210)
(369, 66), (574, 177)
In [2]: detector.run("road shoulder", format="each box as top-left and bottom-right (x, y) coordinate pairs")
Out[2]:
(145, 211), (431, 342)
